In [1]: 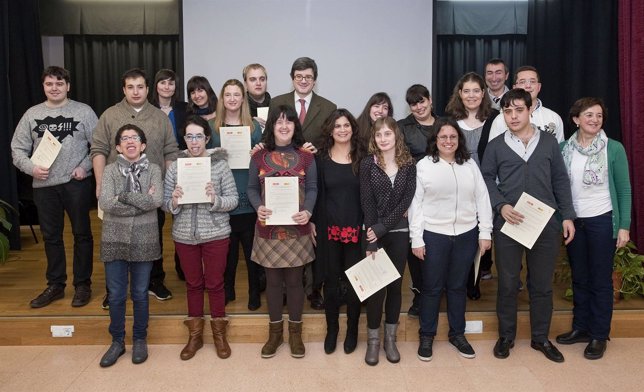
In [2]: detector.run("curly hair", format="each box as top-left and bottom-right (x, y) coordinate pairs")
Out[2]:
(368, 117), (414, 169)
(318, 108), (365, 175)
(262, 105), (306, 151)
(445, 72), (493, 122)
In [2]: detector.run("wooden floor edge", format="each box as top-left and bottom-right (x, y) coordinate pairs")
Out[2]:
(1, 310), (643, 346)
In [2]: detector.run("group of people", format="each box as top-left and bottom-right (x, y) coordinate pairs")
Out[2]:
(10, 56), (631, 367)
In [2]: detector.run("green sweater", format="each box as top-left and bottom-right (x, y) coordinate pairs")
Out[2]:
(560, 139), (632, 238)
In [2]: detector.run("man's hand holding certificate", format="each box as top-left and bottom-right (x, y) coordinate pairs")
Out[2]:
(500, 192), (555, 249)
(345, 248), (401, 302)
(31, 129), (62, 170)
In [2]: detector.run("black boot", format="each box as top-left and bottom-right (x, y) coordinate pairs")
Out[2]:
(344, 292), (361, 354)
(324, 287), (340, 354)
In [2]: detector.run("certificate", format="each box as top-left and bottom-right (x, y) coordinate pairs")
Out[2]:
(345, 249), (401, 302)
(31, 129), (61, 169)
(256, 107), (269, 122)
(176, 157), (211, 204)
(220, 126), (251, 169)
(500, 192), (555, 249)
(264, 176), (298, 225)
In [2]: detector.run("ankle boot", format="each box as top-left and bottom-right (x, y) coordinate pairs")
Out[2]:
(288, 319), (305, 358)
(344, 301), (360, 354)
(383, 322), (400, 363)
(210, 317), (231, 359)
(180, 317), (204, 360)
(261, 319), (283, 358)
(365, 328), (380, 366)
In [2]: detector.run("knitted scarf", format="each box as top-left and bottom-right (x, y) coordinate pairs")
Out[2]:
(116, 153), (150, 193)
(561, 130), (607, 187)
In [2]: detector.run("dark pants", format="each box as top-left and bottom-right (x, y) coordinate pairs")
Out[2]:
(494, 224), (560, 342)
(566, 212), (615, 340)
(105, 260), (152, 342)
(419, 228), (478, 337)
(33, 178), (93, 288)
(176, 238), (229, 318)
(323, 240), (362, 328)
(151, 208), (167, 284)
(265, 265), (305, 322)
(407, 246), (423, 299)
(366, 231), (408, 329)
(224, 213), (262, 298)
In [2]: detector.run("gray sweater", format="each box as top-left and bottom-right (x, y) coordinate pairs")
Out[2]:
(11, 100), (97, 188)
(99, 160), (163, 262)
(163, 149), (239, 245)
(481, 133), (576, 231)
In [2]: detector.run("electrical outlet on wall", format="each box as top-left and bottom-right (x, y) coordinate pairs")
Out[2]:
(50, 325), (74, 337)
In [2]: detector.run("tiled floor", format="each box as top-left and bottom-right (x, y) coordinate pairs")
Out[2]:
(1, 338), (642, 391)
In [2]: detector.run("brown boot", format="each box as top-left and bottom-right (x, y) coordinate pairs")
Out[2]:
(180, 317), (204, 360)
(288, 319), (305, 358)
(261, 319), (284, 358)
(210, 317), (231, 359)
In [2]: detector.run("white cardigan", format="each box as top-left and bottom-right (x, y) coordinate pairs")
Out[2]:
(409, 156), (493, 249)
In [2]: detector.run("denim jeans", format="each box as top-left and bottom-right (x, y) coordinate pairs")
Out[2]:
(566, 212), (615, 340)
(33, 178), (93, 287)
(419, 227), (478, 337)
(105, 260), (153, 342)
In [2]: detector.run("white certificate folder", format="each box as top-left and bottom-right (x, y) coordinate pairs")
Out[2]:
(345, 248), (401, 302)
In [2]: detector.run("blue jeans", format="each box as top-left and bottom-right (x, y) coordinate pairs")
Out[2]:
(566, 212), (615, 340)
(105, 260), (153, 342)
(419, 228), (478, 337)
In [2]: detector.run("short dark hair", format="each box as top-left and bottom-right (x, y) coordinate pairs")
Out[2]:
(485, 58), (508, 75)
(262, 105), (305, 150)
(569, 97), (607, 124)
(186, 75), (218, 114)
(499, 88), (533, 110)
(405, 84), (431, 105)
(41, 66), (70, 84)
(121, 68), (148, 88)
(151, 69), (177, 107)
(514, 65), (540, 84)
(290, 57), (318, 80)
(183, 114), (212, 138)
(115, 124), (147, 146)
(427, 117), (470, 165)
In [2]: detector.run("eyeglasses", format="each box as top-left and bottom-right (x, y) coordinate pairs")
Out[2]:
(293, 75), (314, 82)
(437, 135), (458, 141)
(119, 135), (142, 142)
(184, 134), (206, 142)
(516, 79), (539, 86)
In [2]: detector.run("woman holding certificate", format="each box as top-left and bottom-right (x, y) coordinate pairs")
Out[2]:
(314, 109), (365, 355)
(98, 125), (163, 367)
(360, 117), (416, 366)
(248, 105), (317, 359)
(556, 97), (631, 360)
(210, 79), (264, 311)
(163, 115), (239, 360)
(409, 117), (493, 361)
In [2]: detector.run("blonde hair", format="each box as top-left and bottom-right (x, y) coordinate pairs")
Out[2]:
(368, 117), (413, 169)
(214, 79), (254, 131)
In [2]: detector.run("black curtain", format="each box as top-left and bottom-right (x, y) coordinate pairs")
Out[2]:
(527, 0), (620, 140)
(433, 35), (526, 116)
(0, 0), (44, 250)
(64, 35), (181, 116)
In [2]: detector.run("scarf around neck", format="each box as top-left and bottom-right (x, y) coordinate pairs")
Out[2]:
(117, 153), (150, 193)
(561, 130), (607, 187)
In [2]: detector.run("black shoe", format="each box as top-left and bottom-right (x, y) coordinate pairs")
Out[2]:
(407, 303), (419, 319)
(449, 335), (476, 358)
(556, 329), (591, 345)
(248, 292), (261, 311)
(417, 335), (434, 361)
(148, 281), (172, 301)
(531, 340), (564, 363)
(132, 339), (148, 364)
(30, 285), (64, 308)
(467, 286), (481, 300)
(71, 284), (92, 307)
(100, 341), (125, 367)
(584, 339), (606, 360)
(344, 326), (358, 354)
(493, 337), (514, 359)
(308, 290), (324, 310)
(324, 328), (339, 354)
(101, 293), (109, 310)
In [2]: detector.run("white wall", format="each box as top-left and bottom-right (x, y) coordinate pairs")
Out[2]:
(183, 0), (432, 117)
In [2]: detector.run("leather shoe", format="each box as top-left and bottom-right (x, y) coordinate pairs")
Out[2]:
(584, 339), (606, 360)
(71, 284), (92, 307)
(493, 337), (514, 359)
(30, 285), (64, 308)
(556, 329), (591, 345)
(531, 340), (564, 363)
(308, 290), (324, 310)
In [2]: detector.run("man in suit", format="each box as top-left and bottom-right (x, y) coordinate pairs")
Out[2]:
(269, 57), (336, 310)
(269, 57), (336, 147)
